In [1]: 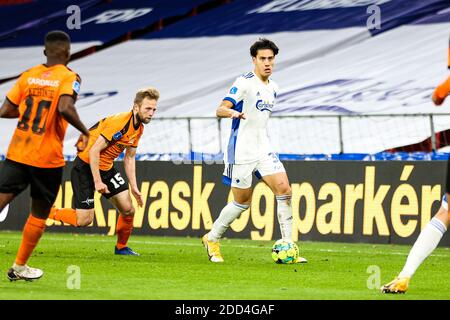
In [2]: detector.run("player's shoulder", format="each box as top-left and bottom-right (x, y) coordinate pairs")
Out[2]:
(238, 71), (255, 81)
(108, 111), (133, 124)
(19, 64), (45, 78)
(233, 71), (254, 87)
(56, 65), (81, 81)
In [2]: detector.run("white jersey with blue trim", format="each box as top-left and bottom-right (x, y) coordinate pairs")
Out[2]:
(223, 71), (279, 164)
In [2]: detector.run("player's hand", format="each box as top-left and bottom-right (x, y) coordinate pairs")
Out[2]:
(432, 93), (445, 106)
(75, 133), (89, 152)
(95, 181), (110, 194)
(230, 110), (246, 119)
(131, 187), (143, 207)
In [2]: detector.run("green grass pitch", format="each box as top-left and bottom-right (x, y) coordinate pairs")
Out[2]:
(0, 231), (449, 300)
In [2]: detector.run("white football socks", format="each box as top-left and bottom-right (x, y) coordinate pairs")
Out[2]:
(398, 217), (447, 278)
(276, 195), (293, 241)
(208, 201), (249, 242)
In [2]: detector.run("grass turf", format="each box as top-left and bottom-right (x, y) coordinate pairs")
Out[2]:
(0, 231), (449, 300)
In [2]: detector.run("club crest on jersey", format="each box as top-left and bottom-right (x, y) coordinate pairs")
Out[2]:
(256, 99), (274, 112)
(112, 131), (123, 141)
(229, 87), (238, 94)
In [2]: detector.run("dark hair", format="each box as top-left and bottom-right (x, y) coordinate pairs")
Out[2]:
(45, 30), (71, 44)
(250, 38), (279, 57)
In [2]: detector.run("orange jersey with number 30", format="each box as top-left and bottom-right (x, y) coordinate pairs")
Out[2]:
(6, 64), (81, 168)
(77, 112), (143, 171)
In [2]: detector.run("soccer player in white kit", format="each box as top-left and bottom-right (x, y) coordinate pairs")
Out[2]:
(381, 73), (450, 294)
(202, 38), (307, 263)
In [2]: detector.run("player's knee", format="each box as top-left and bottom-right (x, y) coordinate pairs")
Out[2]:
(276, 183), (291, 196)
(77, 210), (94, 227)
(121, 206), (135, 216)
(235, 194), (252, 205)
(238, 198), (251, 206)
(434, 206), (450, 227)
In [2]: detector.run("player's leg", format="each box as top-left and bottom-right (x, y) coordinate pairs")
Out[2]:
(108, 189), (139, 256)
(257, 153), (293, 241)
(100, 166), (138, 255)
(50, 157), (95, 227)
(0, 159), (29, 211)
(202, 163), (252, 262)
(8, 165), (63, 281)
(258, 153), (307, 263)
(207, 186), (252, 242)
(382, 194), (449, 294)
(0, 193), (15, 212)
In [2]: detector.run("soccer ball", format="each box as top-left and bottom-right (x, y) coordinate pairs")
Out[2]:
(271, 239), (299, 264)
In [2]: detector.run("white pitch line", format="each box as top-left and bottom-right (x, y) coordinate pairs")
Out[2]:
(0, 235), (448, 258)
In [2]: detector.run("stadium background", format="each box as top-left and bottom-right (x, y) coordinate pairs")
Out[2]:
(0, 0), (449, 247)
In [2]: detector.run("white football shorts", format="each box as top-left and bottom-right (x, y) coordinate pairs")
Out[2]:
(222, 152), (286, 189)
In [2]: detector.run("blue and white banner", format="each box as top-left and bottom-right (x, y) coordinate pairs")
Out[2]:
(0, 0), (212, 78)
(0, 0), (449, 156)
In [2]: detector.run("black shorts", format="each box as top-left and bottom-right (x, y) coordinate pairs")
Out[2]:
(71, 157), (128, 209)
(0, 159), (63, 206)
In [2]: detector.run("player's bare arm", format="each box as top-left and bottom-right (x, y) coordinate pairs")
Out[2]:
(432, 76), (450, 106)
(89, 135), (110, 194)
(216, 100), (246, 119)
(0, 98), (20, 118)
(124, 146), (143, 207)
(58, 95), (90, 150)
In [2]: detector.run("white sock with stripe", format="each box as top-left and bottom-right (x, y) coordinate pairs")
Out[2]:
(208, 201), (249, 242)
(276, 195), (293, 241)
(398, 217), (447, 278)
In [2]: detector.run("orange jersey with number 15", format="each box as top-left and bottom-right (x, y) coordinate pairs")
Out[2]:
(77, 112), (143, 171)
(6, 64), (81, 168)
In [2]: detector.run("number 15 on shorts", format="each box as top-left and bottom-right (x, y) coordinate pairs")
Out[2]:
(110, 173), (125, 189)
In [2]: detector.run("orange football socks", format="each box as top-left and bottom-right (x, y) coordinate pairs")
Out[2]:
(50, 207), (78, 226)
(116, 214), (134, 250)
(15, 214), (46, 266)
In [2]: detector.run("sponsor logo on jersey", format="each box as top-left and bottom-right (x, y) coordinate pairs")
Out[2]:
(256, 99), (274, 112)
(27, 77), (60, 87)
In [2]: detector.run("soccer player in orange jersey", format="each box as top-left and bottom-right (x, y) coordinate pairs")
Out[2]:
(432, 44), (450, 106)
(432, 76), (450, 106)
(0, 31), (90, 281)
(50, 88), (159, 256)
(381, 44), (450, 294)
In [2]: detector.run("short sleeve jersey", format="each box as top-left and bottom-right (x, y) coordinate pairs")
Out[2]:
(222, 71), (279, 164)
(77, 111), (143, 171)
(6, 64), (81, 168)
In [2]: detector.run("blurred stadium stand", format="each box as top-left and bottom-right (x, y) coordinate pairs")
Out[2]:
(0, 0), (449, 160)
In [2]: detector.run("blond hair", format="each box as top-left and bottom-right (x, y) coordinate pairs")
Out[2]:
(134, 87), (160, 105)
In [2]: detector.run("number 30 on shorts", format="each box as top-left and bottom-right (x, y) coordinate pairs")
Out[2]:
(110, 173), (125, 189)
